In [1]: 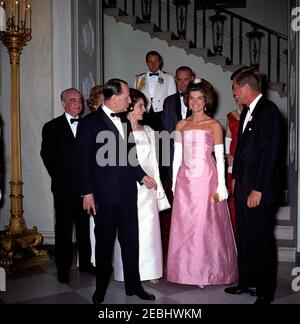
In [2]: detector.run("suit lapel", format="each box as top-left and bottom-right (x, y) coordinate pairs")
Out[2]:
(237, 97), (264, 151)
(238, 108), (247, 140)
(60, 114), (76, 142)
(99, 109), (125, 144)
(175, 93), (182, 120)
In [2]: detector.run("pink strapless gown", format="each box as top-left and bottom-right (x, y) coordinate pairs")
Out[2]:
(167, 129), (238, 286)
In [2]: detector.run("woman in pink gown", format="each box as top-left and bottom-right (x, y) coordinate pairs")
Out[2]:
(167, 79), (238, 286)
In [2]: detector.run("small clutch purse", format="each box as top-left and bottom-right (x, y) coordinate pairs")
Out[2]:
(211, 193), (220, 203)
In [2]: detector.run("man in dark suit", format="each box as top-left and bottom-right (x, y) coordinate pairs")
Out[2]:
(41, 88), (94, 284)
(161, 66), (194, 177)
(78, 79), (157, 304)
(224, 68), (281, 304)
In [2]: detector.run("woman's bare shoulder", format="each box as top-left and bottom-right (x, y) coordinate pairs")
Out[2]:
(176, 119), (188, 130)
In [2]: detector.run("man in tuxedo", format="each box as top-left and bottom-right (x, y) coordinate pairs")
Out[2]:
(161, 66), (195, 177)
(40, 88), (94, 284)
(224, 68), (281, 304)
(78, 79), (157, 304)
(134, 50), (176, 131)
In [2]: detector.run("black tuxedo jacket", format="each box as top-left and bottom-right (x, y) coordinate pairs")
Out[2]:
(232, 96), (281, 203)
(41, 114), (79, 197)
(161, 92), (191, 134)
(77, 109), (146, 205)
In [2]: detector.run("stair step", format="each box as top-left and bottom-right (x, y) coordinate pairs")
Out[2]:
(149, 31), (175, 41)
(276, 219), (292, 226)
(115, 15), (138, 25)
(104, 7), (122, 17)
(275, 224), (294, 240)
(167, 39), (193, 49)
(222, 64), (247, 73)
(133, 23), (156, 32)
(268, 82), (287, 93)
(277, 246), (296, 262)
(277, 239), (295, 248)
(268, 82), (287, 98)
(276, 206), (290, 221)
(185, 48), (210, 57)
(203, 56), (228, 66)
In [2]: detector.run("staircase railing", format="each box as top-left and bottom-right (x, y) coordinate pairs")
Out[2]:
(104, 0), (287, 87)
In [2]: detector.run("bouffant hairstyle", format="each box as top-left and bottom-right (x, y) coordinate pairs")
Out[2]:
(128, 88), (148, 112)
(186, 78), (215, 111)
(86, 85), (103, 112)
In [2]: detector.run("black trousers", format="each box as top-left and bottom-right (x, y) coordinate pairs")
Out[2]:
(235, 198), (277, 300)
(93, 202), (141, 296)
(54, 193), (91, 274)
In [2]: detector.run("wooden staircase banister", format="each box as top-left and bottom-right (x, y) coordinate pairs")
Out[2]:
(200, 1), (287, 40)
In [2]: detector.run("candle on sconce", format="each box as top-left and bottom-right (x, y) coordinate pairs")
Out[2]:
(9, 0), (14, 19)
(20, 0), (26, 23)
(0, 1), (6, 31)
(15, 1), (20, 27)
(27, 3), (30, 30)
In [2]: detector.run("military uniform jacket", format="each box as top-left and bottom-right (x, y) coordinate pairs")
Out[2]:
(134, 70), (176, 113)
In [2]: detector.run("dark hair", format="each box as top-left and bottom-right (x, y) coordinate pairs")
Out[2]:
(146, 50), (163, 70)
(176, 66), (195, 78)
(102, 78), (128, 100)
(146, 50), (162, 62)
(186, 79), (215, 111)
(232, 67), (262, 92)
(128, 88), (148, 112)
(60, 88), (81, 101)
(230, 66), (251, 80)
(86, 85), (103, 112)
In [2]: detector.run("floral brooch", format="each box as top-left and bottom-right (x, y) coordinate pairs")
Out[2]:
(158, 77), (164, 84)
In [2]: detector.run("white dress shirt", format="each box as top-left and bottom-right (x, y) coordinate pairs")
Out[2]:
(180, 94), (188, 119)
(65, 112), (79, 137)
(148, 70), (160, 97)
(242, 93), (262, 132)
(102, 104), (124, 139)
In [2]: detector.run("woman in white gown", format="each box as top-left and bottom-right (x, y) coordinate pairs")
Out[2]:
(112, 88), (168, 282)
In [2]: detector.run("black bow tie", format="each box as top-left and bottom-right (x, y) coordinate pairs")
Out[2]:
(149, 72), (159, 77)
(110, 112), (121, 118)
(179, 92), (185, 97)
(70, 118), (80, 124)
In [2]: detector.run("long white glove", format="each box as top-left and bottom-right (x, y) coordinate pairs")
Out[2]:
(224, 137), (232, 155)
(172, 141), (182, 193)
(225, 137), (233, 173)
(214, 144), (228, 201)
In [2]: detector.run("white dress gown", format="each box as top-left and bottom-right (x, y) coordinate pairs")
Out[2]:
(90, 126), (165, 281)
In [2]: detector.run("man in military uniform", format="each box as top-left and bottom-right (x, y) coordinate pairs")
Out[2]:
(134, 51), (176, 131)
